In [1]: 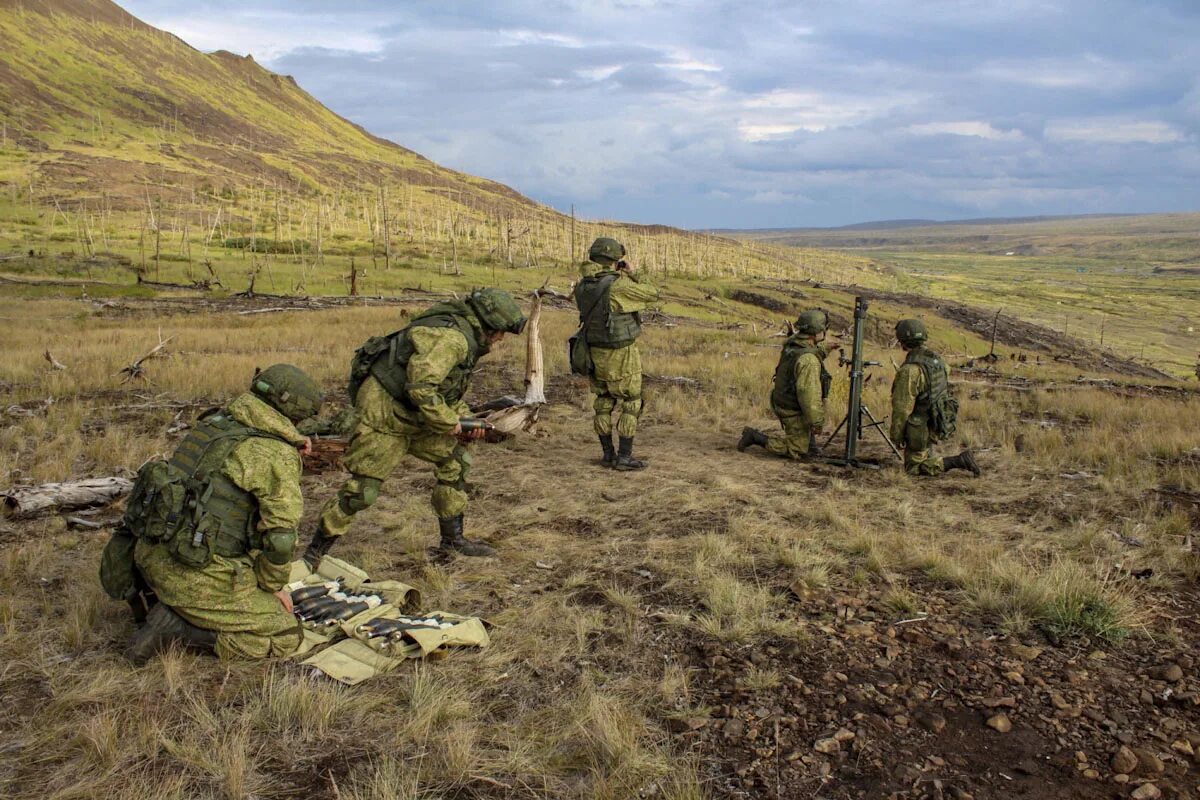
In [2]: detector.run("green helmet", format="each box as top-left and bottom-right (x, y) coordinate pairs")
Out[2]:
(466, 288), (527, 335)
(895, 318), (928, 347)
(794, 309), (828, 336)
(588, 237), (626, 264)
(251, 364), (323, 422)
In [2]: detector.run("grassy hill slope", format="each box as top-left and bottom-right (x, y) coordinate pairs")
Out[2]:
(0, 0), (876, 285)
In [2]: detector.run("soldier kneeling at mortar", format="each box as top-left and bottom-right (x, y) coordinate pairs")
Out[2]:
(739, 309), (832, 459)
(890, 319), (980, 477)
(100, 365), (324, 663)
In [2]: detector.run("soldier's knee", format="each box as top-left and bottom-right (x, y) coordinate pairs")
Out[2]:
(620, 397), (644, 418)
(339, 475), (382, 514)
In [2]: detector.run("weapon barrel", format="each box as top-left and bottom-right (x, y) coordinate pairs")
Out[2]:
(845, 297), (868, 464)
(457, 417), (495, 432)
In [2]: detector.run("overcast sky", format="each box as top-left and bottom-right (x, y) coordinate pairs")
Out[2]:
(122, 0), (1200, 229)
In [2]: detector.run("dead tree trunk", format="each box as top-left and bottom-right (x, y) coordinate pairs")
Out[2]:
(3, 477), (133, 519)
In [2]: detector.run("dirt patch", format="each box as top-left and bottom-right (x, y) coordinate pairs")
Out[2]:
(672, 584), (1200, 799)
(730, 289), (791, 313)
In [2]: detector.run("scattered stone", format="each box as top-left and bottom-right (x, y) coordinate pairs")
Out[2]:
(1171, 738), (1194, 757)
(1130, 783), (1161, 800)
(1132, 748), (1165, 775)
(832, 728), (856, 743)
(1009, 644), (1043, 662)
(814, 737), (840, 755)
(916, 712), (947, 733)
(1083, 768), (1099, 779)
(986, 713), (1012, 733)
(1112, 746), (1139, 774)
(982, 696), (1017, 708)
(1156, 664), (1184, 683)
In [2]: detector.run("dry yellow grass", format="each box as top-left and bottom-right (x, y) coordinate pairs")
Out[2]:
(0, 284), (1197, 798)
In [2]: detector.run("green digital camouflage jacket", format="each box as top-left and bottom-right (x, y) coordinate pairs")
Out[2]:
(222, 392), (307, 591)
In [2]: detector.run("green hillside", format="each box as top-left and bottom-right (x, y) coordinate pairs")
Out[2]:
(0, 0), (876, 285)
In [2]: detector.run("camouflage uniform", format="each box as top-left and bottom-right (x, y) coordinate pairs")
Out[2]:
(889, 319), (979, 477)
(312, 292), (524, 558)
(765, 342), (829, 458)
(589, 284), (658, 440)
(889, 355), (947, 476)
(133, 392), (307, 660)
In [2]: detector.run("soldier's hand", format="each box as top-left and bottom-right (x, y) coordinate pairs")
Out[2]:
(298, 436), (314, 457)
(274, 590), (294, 614)
(451, 422), (463, 437)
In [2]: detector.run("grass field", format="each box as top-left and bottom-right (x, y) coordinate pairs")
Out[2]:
(731, 214), (1200, 378)
(1, 262), (1198, 798)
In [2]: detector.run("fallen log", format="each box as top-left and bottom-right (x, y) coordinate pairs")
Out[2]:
(2, 477), (133, 519)
(481, 291), (546, 435)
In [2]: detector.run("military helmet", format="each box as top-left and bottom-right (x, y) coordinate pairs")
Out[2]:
(794, 309), (828, 336)
(466, 287), (527, 335)
(895, 318), (928, 346)
(588, 237), (626, 264)
(251, 364), (324, 422)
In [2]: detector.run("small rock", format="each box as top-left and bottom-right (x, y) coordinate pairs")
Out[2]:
(1083, 768), (1099, 779)
(893, 714), (909, 727)
(1171, 739), (1194, 757)
(722, 718), (744, 738)
(986, 713), (1012, 733)
(1157, 664), (1184, 683)
(1115, 774), (1130, 784)
(1112, 746), (1138, 774)
(1003, 671), (1026, 685)
(1132, 748), (1165, 775)
(1009, 644), (1043, 662)
(814, 737), (840, 755)
(1050, 693), (1072, 710)
(916, 712), (947, 733)
(983, 696), (1017, 708)
(535, 561), (554, 570)
(832, 728), (856, 743)
(1130, 783), (1161, 800)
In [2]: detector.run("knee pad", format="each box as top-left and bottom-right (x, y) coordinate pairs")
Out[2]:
(339, 475), (382, 514)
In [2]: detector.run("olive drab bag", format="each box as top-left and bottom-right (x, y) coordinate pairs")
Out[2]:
(906, 348), (958, 442)
(117, 410), (282, 569)
(99, 525), (140, 601)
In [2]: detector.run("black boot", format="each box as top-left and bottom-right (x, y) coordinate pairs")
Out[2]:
(613, 436), (648, 471)
(943, 449), (981, 476)
(737, 427), (768, 452)
(598, 434), (616, 467)
(125, 603), (217, 665)
(303, 524), (338, 567)
(438, 515), (497, 557)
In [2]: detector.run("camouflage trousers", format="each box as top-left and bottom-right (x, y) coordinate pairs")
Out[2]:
(765, 414), (818, 459)
(590, 343), (644, 438)
(319, 378), (471, 538)
(134, 540), (302, 660)
(901, 419), (944, 477)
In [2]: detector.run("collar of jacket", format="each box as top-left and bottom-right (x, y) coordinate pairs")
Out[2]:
(225, 392), (307, 446)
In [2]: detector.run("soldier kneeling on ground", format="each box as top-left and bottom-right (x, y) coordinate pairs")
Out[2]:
(100, 364), (323, 663)
(739, 309), (832, 459)
(890, 319), (980, 477)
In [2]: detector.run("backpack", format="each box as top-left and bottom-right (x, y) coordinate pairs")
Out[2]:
(907, 348), (958, 442)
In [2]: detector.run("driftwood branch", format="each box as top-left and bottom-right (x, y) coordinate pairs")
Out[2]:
(2, 477), (133, 519)
(44, 350), (67, 371)
(119, 331), (174, 383)
(480, 291), (547, 435)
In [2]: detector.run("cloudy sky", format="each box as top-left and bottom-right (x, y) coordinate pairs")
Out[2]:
(122, 1), (1200, 229)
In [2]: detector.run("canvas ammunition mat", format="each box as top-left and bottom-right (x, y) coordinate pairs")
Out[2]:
(284, 555), (490, 684)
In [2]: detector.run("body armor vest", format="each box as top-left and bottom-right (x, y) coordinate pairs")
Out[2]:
(358, 302), (482, 408)
(771, 338), (831, 417)
(574, 272), (642, 349)
(904, 346), (948, 422)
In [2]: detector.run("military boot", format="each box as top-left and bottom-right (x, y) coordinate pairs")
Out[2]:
(438, 515), (497, 557)
(598, 434), (616, 467)
(303, 523), (338, 567)
(737, 427), (768, 452)
(125, 603), (216, 665)
(613, 436), (648, 471)
(942, 450), (981, 477)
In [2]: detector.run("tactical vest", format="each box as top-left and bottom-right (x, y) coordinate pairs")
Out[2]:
(123, 410), (284, 568)
(351, 302), (482, 407)
(771, 338), (831, 417)
(574, 271), (642, 349)
(905, 346), (949, 421)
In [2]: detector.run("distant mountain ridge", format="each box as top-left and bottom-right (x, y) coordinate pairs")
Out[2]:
(712, 213), (1150, 235)
(0, 0), (539, 214)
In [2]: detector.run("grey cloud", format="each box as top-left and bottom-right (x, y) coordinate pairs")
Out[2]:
(122, 0), (1200, 227)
